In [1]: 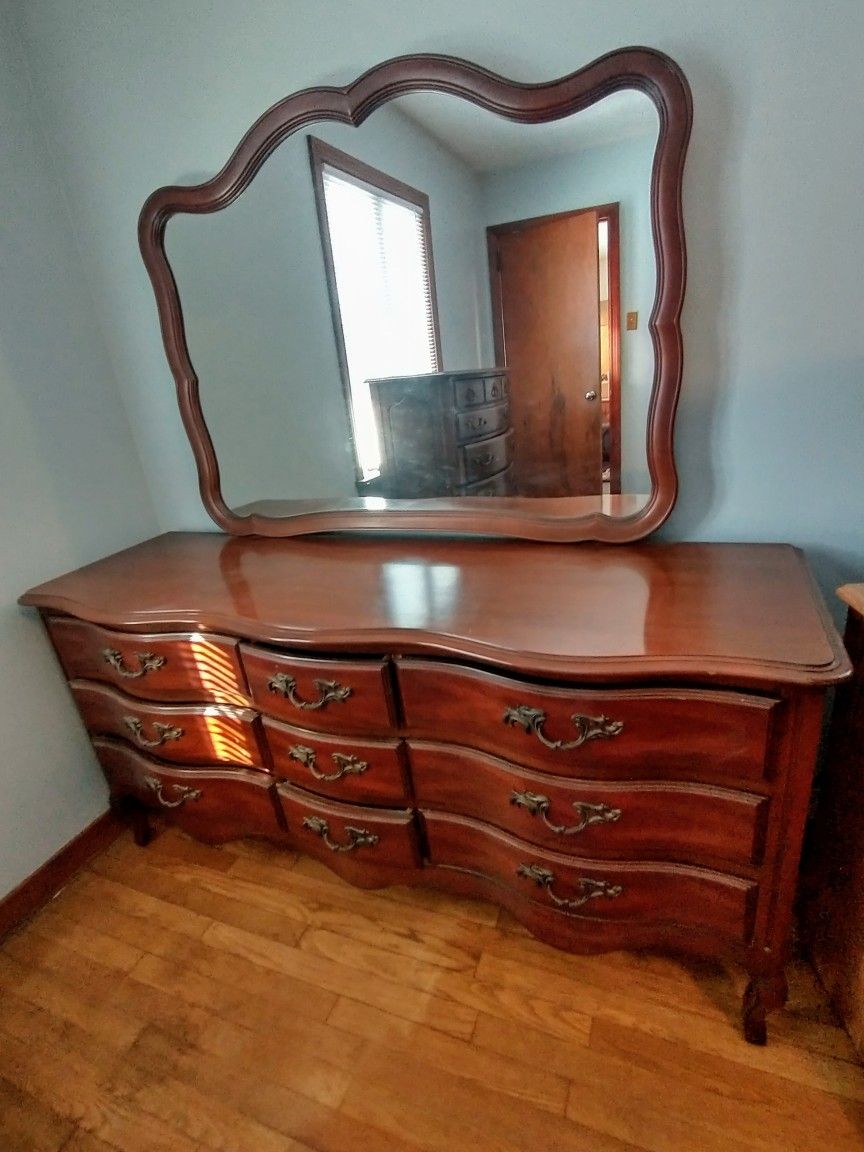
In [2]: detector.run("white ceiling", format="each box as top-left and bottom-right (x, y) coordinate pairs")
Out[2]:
(394, 88), (657, 174)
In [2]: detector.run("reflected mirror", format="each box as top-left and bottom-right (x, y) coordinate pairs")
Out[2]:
(142, 51), (690, 540)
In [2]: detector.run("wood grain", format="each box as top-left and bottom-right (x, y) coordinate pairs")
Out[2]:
(2, 826), (863, 1152)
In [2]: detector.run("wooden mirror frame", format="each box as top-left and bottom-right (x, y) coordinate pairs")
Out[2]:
(139, 47), (691, 541)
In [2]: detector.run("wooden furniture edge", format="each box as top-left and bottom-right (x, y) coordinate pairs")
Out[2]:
(838, 583), (864, 618)
(0, 808), (123, 943)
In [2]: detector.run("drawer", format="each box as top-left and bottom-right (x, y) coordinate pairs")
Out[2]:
(71, 681), (266, 769)
(484, 374), (508, 403)
(455, 401), (510, 444)
(46, 617), (248, 705)
(242, 646), (395, 736)
(265, 717), (409, 806)
(463, 465), (514, 497)
(461, 430), (513, 484)
(276, 782), (419, 871)
(410, 742), (768, 868)
(423, 811), (757, 942)
(453, 375), (488, 409)
(397, 661), (778, 785)
(93, 738), (280, 843)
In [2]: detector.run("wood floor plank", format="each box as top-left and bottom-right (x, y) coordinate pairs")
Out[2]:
(107, 1060), (313, 1152)
(0, 1025), (200, 1152)
(228, 852), (493, 964)
(123, 1024), (423, 1152)
(0, 951), (144, 1051)
(90, 849), (305, 947)
(326, 996), (569, 1113)
(589, 1017), (864, 1152)
(3, 828), (862, 1152)
(339, 1041), (644, 1152)
(291, 853), (501, 924)
(202, 919), (479, 1039)
(0, 1075), (74, 1152)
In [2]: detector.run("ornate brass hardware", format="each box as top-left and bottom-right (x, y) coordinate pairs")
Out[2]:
(141, 775), (201, 809)
(301, 815), (379, 853)
(102, 648), (165, 678)
(288, 744), (369, 783)
(123, 717), (184, 748)
(503, 704), (623, 751)
(267, 673), (351, 710)
(510, 790), (622, 835)
(473, 452), (496, 468)
(516, 863), (623, 911)
(466, 416), (488, 432)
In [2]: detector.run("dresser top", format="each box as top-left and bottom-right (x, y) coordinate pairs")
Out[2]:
(21, 533), (849, 687)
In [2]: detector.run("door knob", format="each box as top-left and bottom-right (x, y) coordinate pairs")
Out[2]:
(585, 390), (597, 401)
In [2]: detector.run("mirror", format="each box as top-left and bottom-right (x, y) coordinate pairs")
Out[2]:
(140, 50), (691, 541)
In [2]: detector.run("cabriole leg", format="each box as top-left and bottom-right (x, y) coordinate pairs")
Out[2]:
(742, 970), (789, 1045)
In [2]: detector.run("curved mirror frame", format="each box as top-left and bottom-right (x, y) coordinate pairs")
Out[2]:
(139, 47), (691, 541)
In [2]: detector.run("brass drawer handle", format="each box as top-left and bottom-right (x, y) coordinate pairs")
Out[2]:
(504, 704), (623, 751)
(516, 863), (623, 911)
(466, 416), (488, 432)
(301, 815), (379, 853)
(102, 648), (165, 678)
(124, 717), (184, 748)
(510, 790), (622, 835)
(289, 744), (369, 783)
(267, 673), (351, 710)
(142, 774), (201, 809)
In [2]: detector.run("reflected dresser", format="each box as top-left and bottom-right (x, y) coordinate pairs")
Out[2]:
(366, 368), (513, 497)
(21, 533), (849, 1043)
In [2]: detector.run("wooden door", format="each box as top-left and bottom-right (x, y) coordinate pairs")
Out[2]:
(489, 210), (602, 497)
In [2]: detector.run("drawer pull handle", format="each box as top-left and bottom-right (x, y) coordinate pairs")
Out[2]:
(472, 452), (496, 468)
(504, 705), (623, 751)
(124, 717), (184, 748)
(289, 744), (369, 783)
(102, 648), (165, 679)
(510, 790), (622, 835)
(267, 673), (351, 710)
(466, 416), (488, 432)
(142, 775), (201, 809)
(516, 863), (623, 911)
(301, 815), (379, 853)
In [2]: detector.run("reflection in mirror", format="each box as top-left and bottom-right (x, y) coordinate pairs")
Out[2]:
(165, 87), (658, 513)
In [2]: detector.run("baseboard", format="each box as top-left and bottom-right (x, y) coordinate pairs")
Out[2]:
(0, 809), (123, 942)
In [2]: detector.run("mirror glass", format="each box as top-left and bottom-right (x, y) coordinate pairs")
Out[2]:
(166, 88), (658, 514)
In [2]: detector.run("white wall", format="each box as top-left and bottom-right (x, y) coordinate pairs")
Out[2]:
(4, 1), (864, 894)
(0, 3), (159, 899)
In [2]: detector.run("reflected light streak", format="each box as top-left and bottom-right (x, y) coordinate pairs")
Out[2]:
(189, 633), (248, 705)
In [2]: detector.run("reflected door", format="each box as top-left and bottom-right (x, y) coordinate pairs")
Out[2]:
(489, 209), (602, 497)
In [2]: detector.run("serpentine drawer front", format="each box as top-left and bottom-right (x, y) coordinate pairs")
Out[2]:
(19, 534), (851, 1043)
(71, 681), (266, 769)
(241, 645), (395, 735)
(46, 617), (249, 704)
(265, 716), (409, 806)
(423, 811), (758, 943)
(398, 660), (779, 785)
(409, 742), (769, 869)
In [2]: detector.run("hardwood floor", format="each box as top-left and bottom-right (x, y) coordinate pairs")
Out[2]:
(2, 827), (863, 1152)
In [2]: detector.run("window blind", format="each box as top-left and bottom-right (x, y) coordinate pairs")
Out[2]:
(321, 164), (439, 479)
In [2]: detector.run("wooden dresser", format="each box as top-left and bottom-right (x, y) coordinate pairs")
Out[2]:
(21, 532), (849, 1043)
(366, 368), (513, 497)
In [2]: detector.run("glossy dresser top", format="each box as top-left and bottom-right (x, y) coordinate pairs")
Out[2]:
(21, 533), (849, 687)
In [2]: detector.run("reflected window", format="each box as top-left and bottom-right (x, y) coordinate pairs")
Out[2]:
(309, 137), (441, 481)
